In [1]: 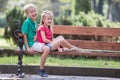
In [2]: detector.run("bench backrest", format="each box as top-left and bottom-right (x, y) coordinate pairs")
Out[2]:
(53, 25), (120, 51)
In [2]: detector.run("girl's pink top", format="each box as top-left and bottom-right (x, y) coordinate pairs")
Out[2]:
(37, 25), (52, 43)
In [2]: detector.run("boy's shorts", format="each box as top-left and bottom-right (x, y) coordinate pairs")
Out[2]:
(31, 42), (51, 52)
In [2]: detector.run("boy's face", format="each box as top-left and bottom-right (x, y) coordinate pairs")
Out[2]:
(27, 7), (37, 21)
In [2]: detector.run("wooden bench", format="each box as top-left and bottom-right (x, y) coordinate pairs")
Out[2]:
(15, 25), (120, 78)
(52, 25), (120, 57)
(15, 25), (120, 57)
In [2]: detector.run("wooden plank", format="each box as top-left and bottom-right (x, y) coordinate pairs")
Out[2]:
(67, 40), (120, 50)
(50, 51), (120, 57)
(15, 49), (120, 57)
(53, 25), (120, 36)
(0, 48), (118, 57)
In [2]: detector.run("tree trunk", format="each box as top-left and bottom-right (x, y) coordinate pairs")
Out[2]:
(97, 0), (104, 15)
(107, 0), (112, 21)
(93, 0), (97, 12)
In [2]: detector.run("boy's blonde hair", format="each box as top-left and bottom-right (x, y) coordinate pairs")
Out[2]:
(23, 3), (37, 14)
(40, 10), (54, 32)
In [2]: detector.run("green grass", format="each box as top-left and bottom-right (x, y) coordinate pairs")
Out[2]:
(0, 55), (120, 69)
(0, 27), (17, 48)
(0, 28), (9, 47)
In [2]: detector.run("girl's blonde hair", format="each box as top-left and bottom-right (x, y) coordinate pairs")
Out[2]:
(40, 10), (54, 33)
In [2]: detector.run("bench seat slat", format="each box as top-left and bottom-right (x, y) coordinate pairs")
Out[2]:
(50, 52), (120, 57)
(15, 50), (120, 57)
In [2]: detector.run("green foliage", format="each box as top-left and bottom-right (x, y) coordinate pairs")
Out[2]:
(71, 11), (120, 28)
(54, 14), (72, 25)
(75, 0), (91, 14)
(112, 0), (120, 3)
(0, 0), (8, 12)
(0, 17), (7, 27)
(54, 10), (120, 28)
(4, 7), (26, 45)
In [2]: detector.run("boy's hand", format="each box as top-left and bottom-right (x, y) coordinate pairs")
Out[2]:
(34, 35), (37, 41)
(27, 48), (34, 54)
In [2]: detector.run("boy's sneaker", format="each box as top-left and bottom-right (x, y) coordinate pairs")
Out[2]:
(38, 69), (48, 77)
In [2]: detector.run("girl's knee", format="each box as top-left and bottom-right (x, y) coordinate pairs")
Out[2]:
(58, 35), (64, 39)
(42, 46), (50, 53)
(57, 36), (65, 41)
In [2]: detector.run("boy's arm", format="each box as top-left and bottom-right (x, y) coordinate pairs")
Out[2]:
(34, 34), (37, 41)
(23, 34), (29, 49)
(23, 34), (33, 53)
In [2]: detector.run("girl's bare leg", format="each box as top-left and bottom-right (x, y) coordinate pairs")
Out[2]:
(51, 36), (73, 51)
(40, 45), (50, 69)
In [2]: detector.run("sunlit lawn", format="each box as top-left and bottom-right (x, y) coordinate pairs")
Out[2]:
(0, 38), (11, 47)
(0, 55), (120, 68)
(0, 28), (16, 48)
(0, 28), (10, 47)
(0, 27), (120, 69)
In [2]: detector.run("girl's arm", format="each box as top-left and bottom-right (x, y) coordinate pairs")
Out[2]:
(41, 31), (52, 43)
(51, 33), (54, 41)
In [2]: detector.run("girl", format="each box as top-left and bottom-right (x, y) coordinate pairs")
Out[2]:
(36, 10), (80, 76)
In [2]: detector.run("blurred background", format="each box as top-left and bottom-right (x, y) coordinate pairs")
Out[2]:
(1, 0), (120, 46)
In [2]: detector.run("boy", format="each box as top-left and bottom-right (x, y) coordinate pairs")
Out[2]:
(21, 4), (49, 77)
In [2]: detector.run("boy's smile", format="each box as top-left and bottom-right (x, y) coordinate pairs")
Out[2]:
(27, 7), (37, 21)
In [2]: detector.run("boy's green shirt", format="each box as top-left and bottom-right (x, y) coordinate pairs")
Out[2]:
(21, 17), (37, 47)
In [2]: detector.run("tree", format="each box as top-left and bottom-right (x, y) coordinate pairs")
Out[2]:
(4, 7), (26, 45)
(107, 0), (120, 21)
(75, 0), (91, 14)
(93, 0), (97, 12)
(0, 0), (8, 12)
(107, 0), (112, 21)
(97, 0), (104, 15)
(93, 0), (104, 15)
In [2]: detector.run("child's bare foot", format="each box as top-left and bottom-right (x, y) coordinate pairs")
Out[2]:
(58, 48), (64, 52)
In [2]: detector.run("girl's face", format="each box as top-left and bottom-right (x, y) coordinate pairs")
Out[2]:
(27, 7), (37, 21)
(43, 15), (53, 27)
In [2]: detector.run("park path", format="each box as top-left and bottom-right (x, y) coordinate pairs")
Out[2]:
(0, 74), (120, 80)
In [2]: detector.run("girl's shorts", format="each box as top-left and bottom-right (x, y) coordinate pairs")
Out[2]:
(31, 42), (51, 52)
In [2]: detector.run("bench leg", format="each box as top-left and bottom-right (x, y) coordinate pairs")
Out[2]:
(16, 38), (25, 78)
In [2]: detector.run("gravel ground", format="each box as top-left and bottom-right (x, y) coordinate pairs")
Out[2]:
(0, 74), (120, 80)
